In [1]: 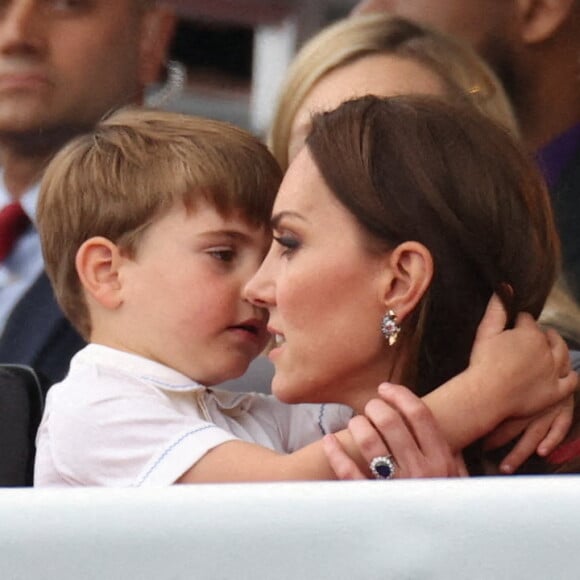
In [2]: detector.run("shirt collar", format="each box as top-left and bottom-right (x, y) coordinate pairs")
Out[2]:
(0, 172), (40, 223)
(77, 343), (207, 393)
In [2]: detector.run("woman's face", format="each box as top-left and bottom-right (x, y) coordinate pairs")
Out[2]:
(245, 148), (395, 412)
(288, 53), (445, 163)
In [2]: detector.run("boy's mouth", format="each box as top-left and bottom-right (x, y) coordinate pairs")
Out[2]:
(230, 318), (267, 338)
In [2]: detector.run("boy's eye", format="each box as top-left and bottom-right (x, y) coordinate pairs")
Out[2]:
(273, 234), (300, 256)
(207, 248), (235, 262)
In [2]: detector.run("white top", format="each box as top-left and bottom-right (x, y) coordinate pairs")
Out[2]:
(0, 178), (43, 336)
(34, 344), (352, 487)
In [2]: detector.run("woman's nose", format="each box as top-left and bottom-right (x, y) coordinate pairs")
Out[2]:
(243, 262), (274, 307)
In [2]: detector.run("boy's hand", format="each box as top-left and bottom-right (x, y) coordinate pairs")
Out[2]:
(468, 295), (577, 422)
(322, 383), (460, 480)
(484, 395), (575, 474)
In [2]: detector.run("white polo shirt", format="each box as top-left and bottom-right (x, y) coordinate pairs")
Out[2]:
(34, 344), (352, 487)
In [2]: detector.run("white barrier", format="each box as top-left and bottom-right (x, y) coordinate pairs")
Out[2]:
(0, 477), (578, 579)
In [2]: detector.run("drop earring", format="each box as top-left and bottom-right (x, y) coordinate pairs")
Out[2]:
(381, 310), (401, 346)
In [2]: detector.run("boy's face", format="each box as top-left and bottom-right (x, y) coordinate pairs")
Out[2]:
(113, 201), (271, 385)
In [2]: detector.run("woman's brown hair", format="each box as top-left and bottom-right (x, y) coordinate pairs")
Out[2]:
(307, 95), (559, 401)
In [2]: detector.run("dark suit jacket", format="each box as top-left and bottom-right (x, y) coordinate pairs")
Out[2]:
(550, 146), (580, 301)
(0, 273), (85, 394)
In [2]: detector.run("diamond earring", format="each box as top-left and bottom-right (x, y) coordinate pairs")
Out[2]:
(381, 310), (401, 346)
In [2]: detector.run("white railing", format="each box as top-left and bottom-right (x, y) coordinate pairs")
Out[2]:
(0, 476), (578, 579)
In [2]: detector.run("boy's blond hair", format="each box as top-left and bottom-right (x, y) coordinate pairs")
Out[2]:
(38, 108), (282, 339)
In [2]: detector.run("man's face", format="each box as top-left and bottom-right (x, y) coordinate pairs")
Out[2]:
(0, 0), (157, 136)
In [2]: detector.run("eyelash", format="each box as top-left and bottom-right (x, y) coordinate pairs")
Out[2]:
(273, 234), (300, 256)
(207, 248), (235, 263)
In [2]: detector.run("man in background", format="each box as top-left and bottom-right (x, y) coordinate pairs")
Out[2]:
(352, 0), (580, 298)
(0, 0), (175, 388)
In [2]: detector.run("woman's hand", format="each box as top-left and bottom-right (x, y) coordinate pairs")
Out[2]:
(322, 383), (462, 480)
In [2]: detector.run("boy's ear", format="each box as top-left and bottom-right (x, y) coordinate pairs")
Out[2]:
(75, 237), (124, 310)
(515, 0), (575, 44)
(379, 241), (433, 321)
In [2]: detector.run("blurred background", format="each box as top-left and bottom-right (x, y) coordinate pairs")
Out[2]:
(159, 0), (360, 135)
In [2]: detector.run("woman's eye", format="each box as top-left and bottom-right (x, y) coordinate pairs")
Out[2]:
(273, 234), (300, 256)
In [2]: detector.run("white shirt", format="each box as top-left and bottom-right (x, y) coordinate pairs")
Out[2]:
(34, 344), (353, 487)
(0, 178), (43, 336)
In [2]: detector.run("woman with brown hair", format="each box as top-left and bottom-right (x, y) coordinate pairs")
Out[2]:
(247, 94), (575, 475)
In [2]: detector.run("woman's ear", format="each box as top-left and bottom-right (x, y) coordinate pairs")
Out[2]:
(75, 237), (124, 310)
(380, 241), (433, 321)
(515, 0), (575, 44)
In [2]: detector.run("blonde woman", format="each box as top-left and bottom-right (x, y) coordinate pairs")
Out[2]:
(269, 14), (517, 172)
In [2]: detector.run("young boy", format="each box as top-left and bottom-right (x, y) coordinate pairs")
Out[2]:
(34, 109), (574, 486)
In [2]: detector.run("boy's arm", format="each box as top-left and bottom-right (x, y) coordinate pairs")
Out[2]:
(423, 296), (577, 454)
(177, 388), (456, 483)
(178, 381), (465, 484)
(176, 438), (342, 483)
(178, 382), (460, 484)
(179, 295), (576, 484)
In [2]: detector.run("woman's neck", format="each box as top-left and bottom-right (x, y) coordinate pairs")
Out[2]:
(344, 345), (412, 414)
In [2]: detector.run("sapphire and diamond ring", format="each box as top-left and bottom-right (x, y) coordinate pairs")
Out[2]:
(369, 455), (397, 480)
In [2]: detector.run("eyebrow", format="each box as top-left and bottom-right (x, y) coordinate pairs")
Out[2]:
(271, 211), (307, 230)
(197, 229), (254, 242)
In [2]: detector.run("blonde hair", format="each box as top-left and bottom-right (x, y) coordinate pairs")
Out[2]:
(270, 14), (518, 171)
(38, 108), (282, 339)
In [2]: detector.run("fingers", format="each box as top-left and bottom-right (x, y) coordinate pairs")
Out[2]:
(536, 397), (574, 457)
(365, 383), (458, 478)
(474, 294), (507, 342)
(347, 414), (394, 471)
(375, 384), (457, 476)
(558, 369), (579, 400)
(498, 415), (553, 474)
(322, 434), (366, 480)
(330, 383), (462, 481)
(546, 328), (572, 378)
(498, 396), (574, 473)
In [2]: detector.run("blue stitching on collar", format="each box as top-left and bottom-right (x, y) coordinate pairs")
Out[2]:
(318, 404), (327, 436)
(135, 424), (217, 486)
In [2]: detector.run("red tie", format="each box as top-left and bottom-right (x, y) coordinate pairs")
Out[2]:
(0, 202), (30, 262)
